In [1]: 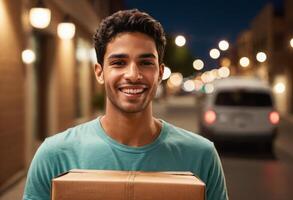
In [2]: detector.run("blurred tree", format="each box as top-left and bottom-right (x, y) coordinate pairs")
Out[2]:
(164, 35), (195, 77)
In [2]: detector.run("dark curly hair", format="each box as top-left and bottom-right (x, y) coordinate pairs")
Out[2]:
(93, 9), (166, 65)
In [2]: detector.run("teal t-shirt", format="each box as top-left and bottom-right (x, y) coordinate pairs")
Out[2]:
(23, 117), (228, 200)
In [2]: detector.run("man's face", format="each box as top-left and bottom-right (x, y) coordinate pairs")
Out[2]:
(95, 32), (163, 114)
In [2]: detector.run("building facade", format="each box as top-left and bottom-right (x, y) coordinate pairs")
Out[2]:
(0, 0), (123, 193)
(227, 0), (293, 114)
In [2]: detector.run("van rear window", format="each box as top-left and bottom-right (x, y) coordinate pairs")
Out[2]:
(215, 90), (273, 107)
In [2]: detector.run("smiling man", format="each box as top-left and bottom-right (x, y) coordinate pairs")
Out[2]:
(23, 9), (228, 200)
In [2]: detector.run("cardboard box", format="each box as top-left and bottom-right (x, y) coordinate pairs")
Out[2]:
(51, 169), (205, 200)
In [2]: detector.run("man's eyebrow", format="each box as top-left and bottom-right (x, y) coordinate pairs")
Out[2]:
(107, 54), (129, 59)
(138, 53), (156, 59)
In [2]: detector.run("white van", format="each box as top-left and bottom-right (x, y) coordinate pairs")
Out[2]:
(199, 76), (279, 151)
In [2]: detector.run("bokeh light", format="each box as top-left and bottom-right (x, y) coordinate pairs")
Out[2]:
(22, 49), (36, 64)
(218, 40), (229, 51)
(175, 35), (186, 47)
(256, 52), (267, 63)
(209, 48), (220, 59)
(162, 66), (172, 80)
(274, 82), (285, 94)
(193, 59), (204, 70)
(239, 57), (250, 67)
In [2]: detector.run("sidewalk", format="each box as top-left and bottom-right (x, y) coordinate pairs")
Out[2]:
(276, 114), (293, 160)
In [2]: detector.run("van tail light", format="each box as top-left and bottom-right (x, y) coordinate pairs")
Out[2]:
(204, 110), (216, 124)
(269, 111), (280, 125)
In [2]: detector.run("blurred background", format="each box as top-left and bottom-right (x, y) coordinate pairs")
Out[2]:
(0, 0), (293, 199)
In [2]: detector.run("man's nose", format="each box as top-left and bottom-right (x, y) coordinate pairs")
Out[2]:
(124, 63), (142, 82)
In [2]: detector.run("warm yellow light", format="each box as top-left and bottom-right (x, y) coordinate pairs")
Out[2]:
(193, 59), (204, 70)
(256, 52), (267, 62)
(204, 83), (214, 94)
(201, 71), (215, 83)
(211, 69), (219, 79)
(221, 57), (231, 67)
(239, 57), (250, 67)
(290, 38), (293, 48)
(209, 48), (220, 59)
(218, 67), (230, 78)
(57, 22), (76, 39)
(183, 80), (195, 92)
(218, 40), (229, 51)
(29, 8), (51, 29)
(274, 83), (285, 94)
(76, 47), (88, 62)
(175, 35), (186, 47)
(22, 49), (36, 64)
(90, 48), (97, 63)
(169, 73), (183, 86)
(162, 66), (172, 80)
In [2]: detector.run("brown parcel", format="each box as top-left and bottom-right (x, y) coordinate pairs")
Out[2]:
(51, 169), (205, 200)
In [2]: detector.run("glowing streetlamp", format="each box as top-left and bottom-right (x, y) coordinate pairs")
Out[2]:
(274, 82), (285, 94)
(182, 80), (195, 92)
(22, 49), (36, 64)
(29, 0), (51, 29)
(193, 59), (204, 70)
(162, 66), (172, 80)
(256, 52), (267, 63)
(290, 38), (293, 48)
(57, 16), (76, 40)
(239, 57), (250, 68)
(169, 73), (183, 87)
(209, 48), (220, 59)
(218, 67), (230, 78)
(218, 40), (229, 51)
(175, 35), (186, 47)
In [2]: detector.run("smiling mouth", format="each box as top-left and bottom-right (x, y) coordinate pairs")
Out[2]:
(118, 85), (148, 95)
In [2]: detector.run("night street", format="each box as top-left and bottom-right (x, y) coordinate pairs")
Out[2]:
(153, 95), (293, 200)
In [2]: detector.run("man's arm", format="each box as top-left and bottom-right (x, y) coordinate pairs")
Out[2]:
(205, 144), (229, 200)
(23, 140), (54, 200)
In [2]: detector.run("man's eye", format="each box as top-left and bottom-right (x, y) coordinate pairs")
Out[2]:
(140, 61), (154, 66)
(111, 61), (126, 66)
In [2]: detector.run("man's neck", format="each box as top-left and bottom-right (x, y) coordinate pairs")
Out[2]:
(100, 104), (162, 147)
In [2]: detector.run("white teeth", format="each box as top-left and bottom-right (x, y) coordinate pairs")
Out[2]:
(121, 88), (144, 94)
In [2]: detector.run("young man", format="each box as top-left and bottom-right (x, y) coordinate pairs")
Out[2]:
(23, 9), (228, 200)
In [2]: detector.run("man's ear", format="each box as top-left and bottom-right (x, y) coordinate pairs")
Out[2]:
(158, 63), (164, 83)
(94, 63), (104, 84)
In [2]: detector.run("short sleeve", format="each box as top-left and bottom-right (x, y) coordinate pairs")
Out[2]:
(205, 144), (229, 200)
(23, 140), (55, 200)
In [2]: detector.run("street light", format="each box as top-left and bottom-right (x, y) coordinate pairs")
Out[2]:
(57, 16), (76, 40)
(22, 49), (36, 64)
(193, 59), (204, 70)
(29, 0), (51, 29)
(169, 73), (183, 86)
(274, 82), (285, 94)
(162, 66), (172, 80)
(290, 38), (293, 48)
(182, 80), (195, 92)
(209, 48), (220, 59)
(239, 57), (250, 68)
(218, 40), (229, 51)
(256, 52), (267, 63)
(175, 35), (186, 47)
(218, 67), (230, 78)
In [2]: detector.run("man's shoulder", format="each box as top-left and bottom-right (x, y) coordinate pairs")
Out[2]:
(163, 120), (214, 152)
(45, 118), (99, 148)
